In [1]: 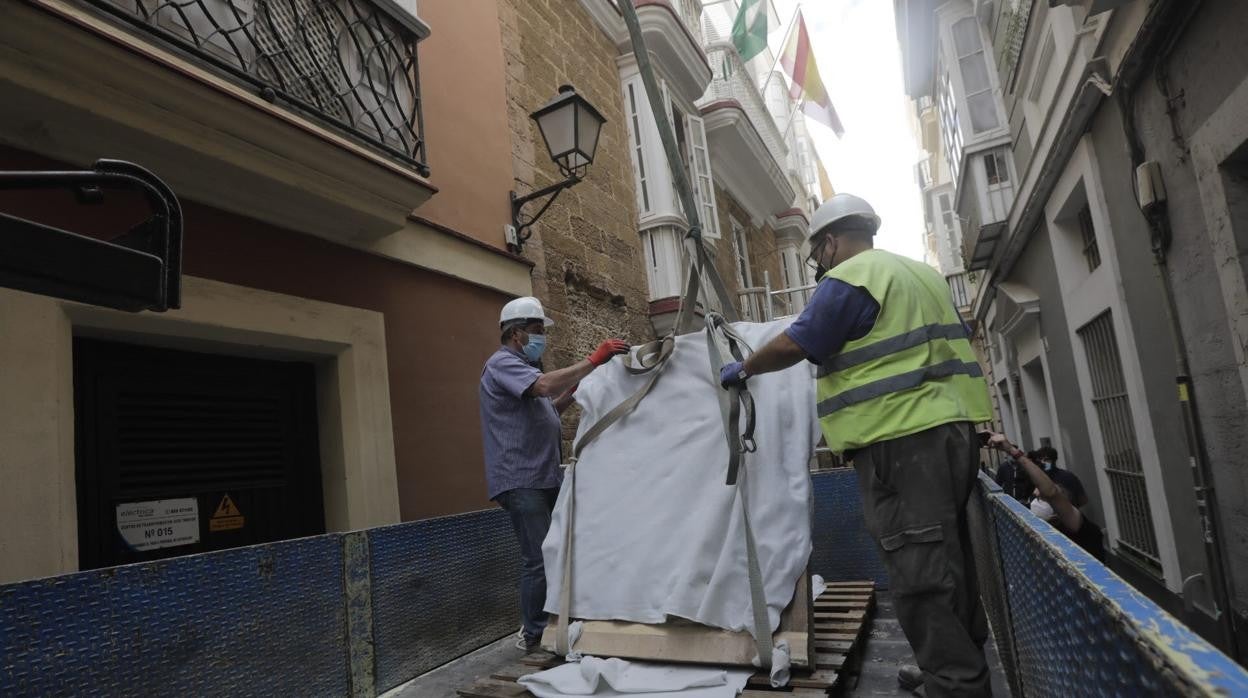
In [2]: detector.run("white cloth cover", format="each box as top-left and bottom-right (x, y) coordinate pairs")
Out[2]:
(517, 657), (752, 698)
(542, 320), (818, 639)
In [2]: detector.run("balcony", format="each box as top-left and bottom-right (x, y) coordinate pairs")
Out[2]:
(581, 0), (711, 103)
(946, 270), (978, 314)
(0, 0), (435, 242)
(698, 44), (795, 222)
(916, 157), (934, 190)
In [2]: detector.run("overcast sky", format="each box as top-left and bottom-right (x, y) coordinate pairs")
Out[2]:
(769, 0), (927, 261)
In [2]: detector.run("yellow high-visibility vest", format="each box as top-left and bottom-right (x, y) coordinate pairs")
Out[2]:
(816, 250), (992, 453)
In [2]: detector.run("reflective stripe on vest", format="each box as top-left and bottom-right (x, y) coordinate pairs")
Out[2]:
(816, 322), (968, 377)
(817, 359), (984, 418)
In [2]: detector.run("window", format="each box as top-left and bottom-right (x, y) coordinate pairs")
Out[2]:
(686, 114), (720, 238)
(625, 81), (651, 213)
(1078, 311), (1161, 568)
(984, 151), (1010, 186)
(1027, 32), (1057, 105)
(1078, 205), (1101, 272)
(663, 81), (719, 238)
(938, 65), (964, 185)
(938, 192), (955, 233)
(952, 17), (1000, 133)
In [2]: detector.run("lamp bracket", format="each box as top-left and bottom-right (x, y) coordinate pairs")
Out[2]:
(509, 174), (581, 253)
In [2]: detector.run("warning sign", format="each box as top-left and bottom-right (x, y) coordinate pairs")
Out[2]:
(209, 494), (245, 532)
(116, 498), (199, 552)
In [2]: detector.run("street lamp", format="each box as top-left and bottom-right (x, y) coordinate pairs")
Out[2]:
(509, 84), (606, 253)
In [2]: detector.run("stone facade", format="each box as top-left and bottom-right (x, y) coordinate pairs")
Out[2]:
(498, 0), (652, 447)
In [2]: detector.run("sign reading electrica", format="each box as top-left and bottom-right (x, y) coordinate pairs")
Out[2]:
(116, 498), (200, 552)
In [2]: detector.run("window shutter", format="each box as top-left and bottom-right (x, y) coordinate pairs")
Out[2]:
(686, 113), (720, 238)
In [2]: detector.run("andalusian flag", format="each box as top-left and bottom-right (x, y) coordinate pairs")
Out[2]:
(780, 11), (845, 137)
(731, 0), (768, 62)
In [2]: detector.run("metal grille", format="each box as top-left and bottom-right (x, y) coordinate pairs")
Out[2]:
(700, 45), (789, 170)
(1077, 311), (1161, 564)
(90, 0), (427, 172)
(1078, 205), (1102, 271)
(116, 391), (287, 494)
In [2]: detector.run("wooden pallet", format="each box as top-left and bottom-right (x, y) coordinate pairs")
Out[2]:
(456, 581), (875, 697)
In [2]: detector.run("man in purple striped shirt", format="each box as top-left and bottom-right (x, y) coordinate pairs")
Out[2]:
(479, 296), (628, 651)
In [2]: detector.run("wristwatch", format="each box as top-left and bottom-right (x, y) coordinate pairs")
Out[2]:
(1009, 447), (1025, 460)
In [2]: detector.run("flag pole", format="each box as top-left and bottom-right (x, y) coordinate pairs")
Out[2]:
(759, 6), (800, 99)
(780, 97), (804, 144)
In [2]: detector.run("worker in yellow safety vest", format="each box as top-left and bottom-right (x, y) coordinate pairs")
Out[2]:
(719, 193), (994, 698)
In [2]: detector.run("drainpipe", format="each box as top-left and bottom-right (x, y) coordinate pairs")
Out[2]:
(1114, 0), (1238, 657)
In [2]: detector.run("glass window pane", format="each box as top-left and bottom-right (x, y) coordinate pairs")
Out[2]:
(960, 54), (992, 94)
(952, 18), (981, 57)
(968, 92), (1000, 132)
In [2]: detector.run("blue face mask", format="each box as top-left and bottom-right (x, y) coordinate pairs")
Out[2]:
(522, 333), (547, 362)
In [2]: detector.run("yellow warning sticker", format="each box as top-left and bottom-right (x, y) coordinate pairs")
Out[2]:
(209, 493), (245, 532)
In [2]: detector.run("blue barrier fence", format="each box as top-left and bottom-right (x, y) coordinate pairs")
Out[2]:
(3, 470), (1246, 696)
(810, 468), (889, 588)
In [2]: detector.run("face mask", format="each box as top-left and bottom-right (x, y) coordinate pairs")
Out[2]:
(808, 236), (834, 280)
(1030, 497), (1055, 521)
(522, 333), (547, 362)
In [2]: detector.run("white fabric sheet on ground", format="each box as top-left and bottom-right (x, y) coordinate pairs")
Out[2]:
(517, 657), (752, 698)
(542, 320), (819, 641)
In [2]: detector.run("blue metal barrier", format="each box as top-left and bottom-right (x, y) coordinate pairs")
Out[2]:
(810, 468), (889, 588)
(0, 508), (519, 696)
(368, 509), (520, 693)
(5, 472), (1247, 696)
(0, 536), (350, 695)
(977, 472), (1248, 697)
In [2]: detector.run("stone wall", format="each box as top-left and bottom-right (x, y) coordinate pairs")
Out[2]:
(498, 0), (652, 449)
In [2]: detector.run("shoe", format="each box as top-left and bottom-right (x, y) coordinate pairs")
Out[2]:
(522, 636), (544, 654)
(898, 664), (923, 691)
(514, 626), (526, 650)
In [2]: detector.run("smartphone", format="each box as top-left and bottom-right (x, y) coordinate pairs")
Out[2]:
(977, 430), (993, 447)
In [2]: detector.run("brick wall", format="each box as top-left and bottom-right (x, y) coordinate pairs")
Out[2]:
(498, 0), (652, 448)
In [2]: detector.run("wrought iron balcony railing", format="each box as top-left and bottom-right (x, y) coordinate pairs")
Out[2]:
(85, 0), (428, 175)
(701, 44), (789, 170)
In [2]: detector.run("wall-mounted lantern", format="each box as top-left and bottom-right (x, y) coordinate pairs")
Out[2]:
(508, 84), (606, 253)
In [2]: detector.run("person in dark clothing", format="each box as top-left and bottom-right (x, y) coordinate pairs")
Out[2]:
(994, 447), (1088, 508)
(986, 432), (1105, 561)
(1034, 446), (1088, 507)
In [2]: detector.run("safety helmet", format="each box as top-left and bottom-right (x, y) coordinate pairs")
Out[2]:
(809, 193), (881, 241)
(499, 296), (554, 328)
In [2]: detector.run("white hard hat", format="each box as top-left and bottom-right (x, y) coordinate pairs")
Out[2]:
(500, 296), (554, 327)
(809, 193), (881, 240)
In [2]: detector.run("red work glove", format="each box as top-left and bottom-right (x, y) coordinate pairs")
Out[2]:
(588, 338), (630, 366)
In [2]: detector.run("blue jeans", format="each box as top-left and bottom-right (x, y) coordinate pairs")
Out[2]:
(497, 487), (558, 643)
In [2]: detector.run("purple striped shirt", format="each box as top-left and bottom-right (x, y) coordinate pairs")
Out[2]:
(479, 346), (563, 500)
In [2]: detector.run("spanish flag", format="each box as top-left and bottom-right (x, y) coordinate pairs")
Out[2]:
(780, 11), (844, 137)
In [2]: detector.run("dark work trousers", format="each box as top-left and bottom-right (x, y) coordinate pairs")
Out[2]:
(853, 421), (991, 697)
(497, 487), (559, 643)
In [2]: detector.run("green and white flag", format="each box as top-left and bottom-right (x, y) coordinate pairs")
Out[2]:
(731, 0), (768, 62)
